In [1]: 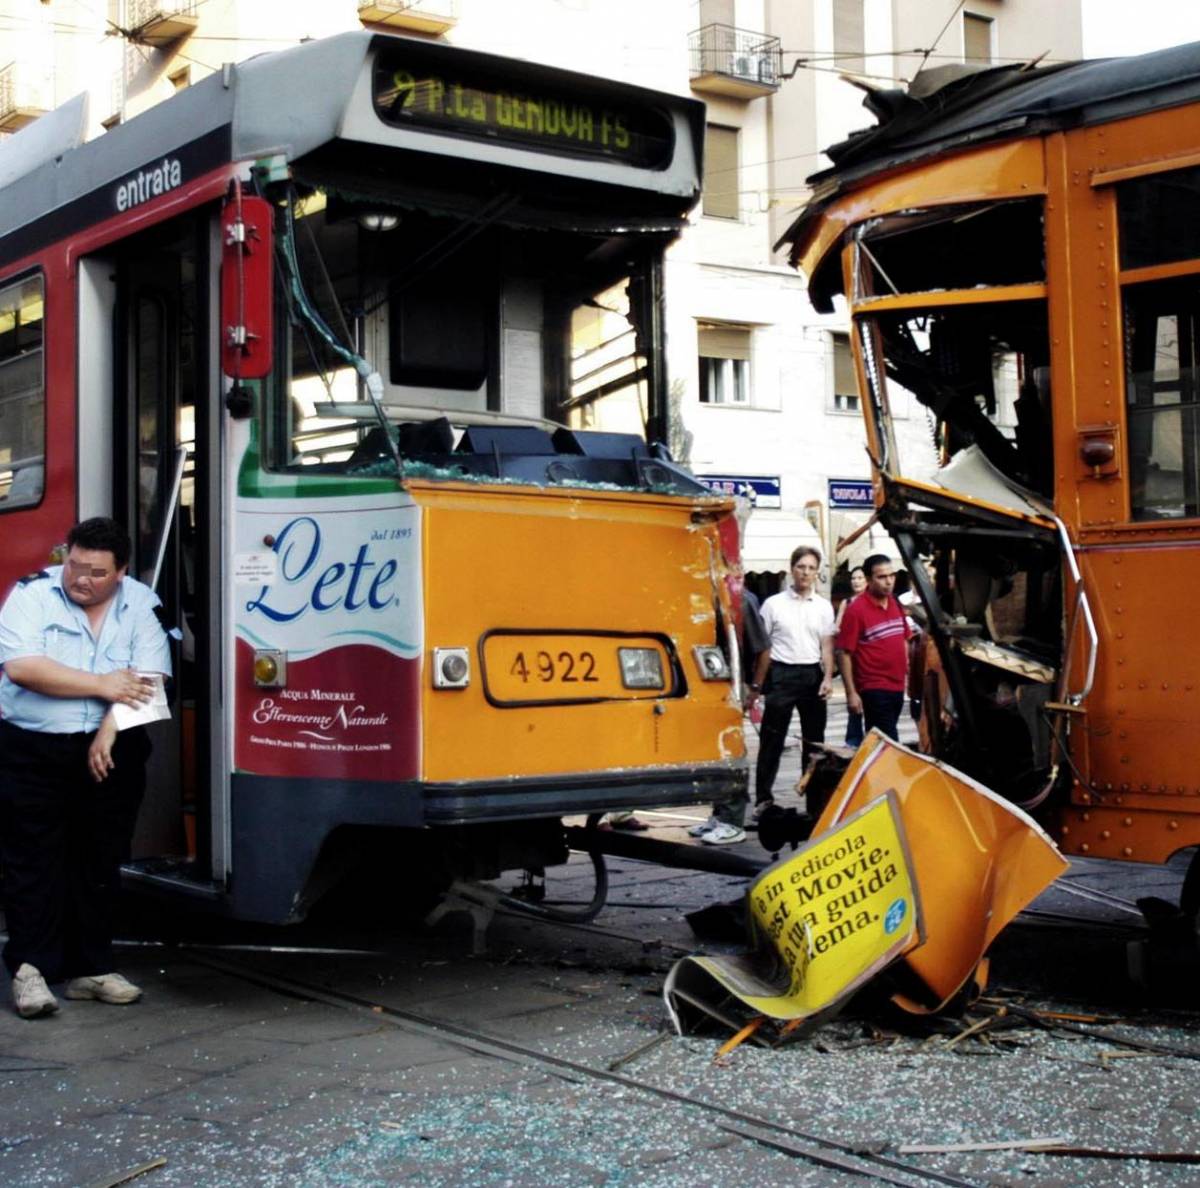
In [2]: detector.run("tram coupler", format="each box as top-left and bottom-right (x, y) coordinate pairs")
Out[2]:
(566, 826), (768, 878)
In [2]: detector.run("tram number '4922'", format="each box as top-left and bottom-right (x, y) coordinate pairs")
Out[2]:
(509, 649), (600, 684)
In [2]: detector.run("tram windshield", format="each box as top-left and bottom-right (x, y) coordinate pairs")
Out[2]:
(261, 183), (676, 488)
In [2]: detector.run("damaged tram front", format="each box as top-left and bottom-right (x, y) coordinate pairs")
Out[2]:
(781, 44), (1200, 902)
(0, 32), (747, 922)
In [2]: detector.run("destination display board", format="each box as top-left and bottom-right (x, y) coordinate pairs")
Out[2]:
(372, 48), (674, 168)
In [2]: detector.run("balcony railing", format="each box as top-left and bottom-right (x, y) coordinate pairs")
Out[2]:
(358, 0), (458, 35)
(0, 63), (53, 133)
(689, 24), (781, 99)
(126, 0), (199, 48)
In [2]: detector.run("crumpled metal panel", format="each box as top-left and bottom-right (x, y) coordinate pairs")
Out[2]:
(815, 731), (1068, 1013)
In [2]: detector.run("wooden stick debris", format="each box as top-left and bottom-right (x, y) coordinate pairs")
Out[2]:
(714, 1016), (766, 1062)
(1040, 1147), (1200, 1164)
(900, 1137), (1067, 1155)
(606, 1031), (671, 1072)
(88, 1158), (167, 1188)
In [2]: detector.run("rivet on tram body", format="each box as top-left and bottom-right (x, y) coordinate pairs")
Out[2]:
(1124, 817), (1134, 827)
(1118, 682), (1126, 690)
(1061, 826), (1070, 836)
(1081, 811), (1091, 821)
(1118, 730), (1127, 739)
(1101, 830), (1111, 840)
(1120, 754), (1130, 764)
(1122, 847), (1133, 857)
(1106, 783), (1113, 791)
(1121, 783), (1130, 792)
(1158, 786), (1167, 794)
(1140, 783), (1149, 792)
(1115, 796), (1124, 804)
(1163, 682), (1170, 690)
(1178, 787), (1187, 795)
(1114, 581), (1122, 589)
(1081, 843), (1090, 853)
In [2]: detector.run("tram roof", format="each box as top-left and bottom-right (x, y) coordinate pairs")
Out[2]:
(0, 31), (704, 265)
(779, 40), (1200, 266)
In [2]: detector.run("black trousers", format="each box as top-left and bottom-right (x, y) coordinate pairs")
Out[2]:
(755, 662), (826, 803)
(861, 689), (905, 742)
(0, 720), (148, 981)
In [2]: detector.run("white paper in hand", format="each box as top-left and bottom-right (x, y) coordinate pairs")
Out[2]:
(111, 673), (171, 730)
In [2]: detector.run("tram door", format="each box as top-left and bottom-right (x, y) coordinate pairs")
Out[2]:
(109, 214), (222, 880)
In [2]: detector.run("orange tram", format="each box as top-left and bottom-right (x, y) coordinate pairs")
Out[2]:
(782, 43), (1200, 915)
(0, 33), (747, 923)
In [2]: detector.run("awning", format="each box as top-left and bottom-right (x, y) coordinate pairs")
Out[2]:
(740, 513), (822, 572)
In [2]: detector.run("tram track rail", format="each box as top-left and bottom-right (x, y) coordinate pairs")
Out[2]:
(186, 949), (986, 1188)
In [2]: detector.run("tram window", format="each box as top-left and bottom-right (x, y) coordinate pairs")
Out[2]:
(857, 200), (1044, 298)
(0, 275), (44, 510)
(1118, 166), (1200, 271)
(866, 299), (1053, 494)
(1123, 277), (1200, 520)
(560, 277), (649, 435)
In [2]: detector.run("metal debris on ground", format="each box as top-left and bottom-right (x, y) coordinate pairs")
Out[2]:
(665, 735), (1067, 1045)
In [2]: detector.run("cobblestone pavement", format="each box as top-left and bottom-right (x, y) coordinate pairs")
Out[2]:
(2, 692), (1199, 1187)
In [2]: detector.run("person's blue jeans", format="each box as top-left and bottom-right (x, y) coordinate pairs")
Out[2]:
(860, 689), (905, 742)
(844, 709), (864, 748)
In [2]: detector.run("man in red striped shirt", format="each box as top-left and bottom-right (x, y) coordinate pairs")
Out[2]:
(835, 554), (911, 743)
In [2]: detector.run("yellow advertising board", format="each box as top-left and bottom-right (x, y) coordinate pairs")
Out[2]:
(665, 792), (921, 1028)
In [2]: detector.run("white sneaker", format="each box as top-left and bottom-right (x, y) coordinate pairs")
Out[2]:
(687, 815), (720, 837)
(65, 972), (142, 1005)
(700, 822), (746, 846)
(12, 964), (58, 1019)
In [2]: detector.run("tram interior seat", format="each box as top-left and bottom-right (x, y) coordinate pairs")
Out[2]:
(345, 417), (701, 492)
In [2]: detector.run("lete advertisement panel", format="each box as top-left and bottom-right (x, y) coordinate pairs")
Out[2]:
(232, 493), (423, 781)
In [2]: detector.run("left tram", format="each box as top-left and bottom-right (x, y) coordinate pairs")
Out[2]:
(0, 32), (747, 923)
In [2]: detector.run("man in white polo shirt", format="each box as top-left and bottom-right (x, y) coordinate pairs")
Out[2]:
(749, 545), (834, 814)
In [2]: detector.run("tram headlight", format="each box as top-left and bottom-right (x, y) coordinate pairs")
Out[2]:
(433, 646), (471, 689)
(253, 649), (287, 688)
(692, 645), (730, 681)
(618, 647), (665, 690)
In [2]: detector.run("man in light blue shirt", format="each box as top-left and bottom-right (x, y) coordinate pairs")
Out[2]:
(0, 517), (170, 1018)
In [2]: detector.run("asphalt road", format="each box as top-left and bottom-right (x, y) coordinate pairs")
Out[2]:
(2, 705), (1200, 1187)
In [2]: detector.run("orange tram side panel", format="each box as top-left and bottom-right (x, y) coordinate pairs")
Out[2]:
(780, 45), (1200, 870)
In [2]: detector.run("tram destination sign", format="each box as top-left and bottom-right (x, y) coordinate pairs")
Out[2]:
(372, 49), (673, 168)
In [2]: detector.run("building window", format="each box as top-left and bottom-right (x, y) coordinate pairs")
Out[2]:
(830, 332), (859, 413)
(833, 0), (864, 75)
(703, 124), (740, 220)
(699, 323), (750, 405)
(1124, 276), (1200, 521)
(963, 12), (993, 64)
(0, 274), (45, 510)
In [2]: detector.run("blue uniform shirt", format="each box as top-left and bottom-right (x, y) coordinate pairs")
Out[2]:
(0, 566), (172, 733)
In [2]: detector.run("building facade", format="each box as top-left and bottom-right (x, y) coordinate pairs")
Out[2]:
(0, 0), (1083, 586)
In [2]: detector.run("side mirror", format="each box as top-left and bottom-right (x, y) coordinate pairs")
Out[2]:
(220, 194), (273, 380)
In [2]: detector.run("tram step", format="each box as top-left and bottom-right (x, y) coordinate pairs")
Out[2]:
(120, 858), (223, 900)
